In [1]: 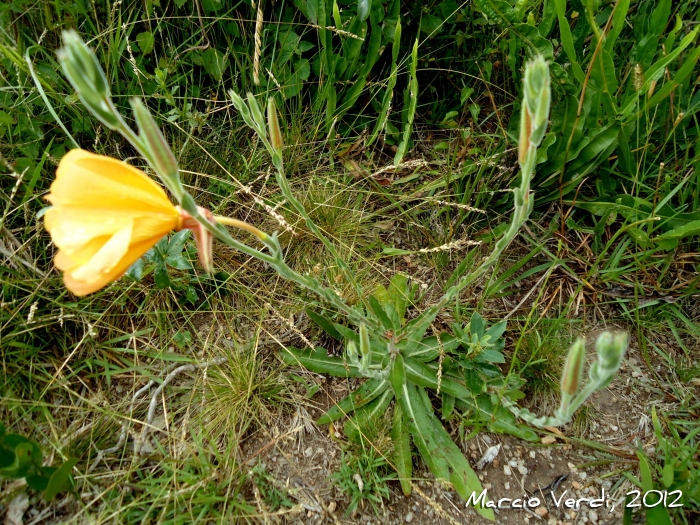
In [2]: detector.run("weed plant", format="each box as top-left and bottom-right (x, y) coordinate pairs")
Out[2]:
(1, 0), (699, 523)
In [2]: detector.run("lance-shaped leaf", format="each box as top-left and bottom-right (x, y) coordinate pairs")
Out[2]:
(317, 378), (390, 424)
(391, 403), (413, 496)
(281, 347), (363, 377)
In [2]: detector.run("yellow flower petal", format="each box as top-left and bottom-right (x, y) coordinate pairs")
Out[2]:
(45, 148), (182, 295)
(70, 222), (133, 284)
(62, 238), (164, 296)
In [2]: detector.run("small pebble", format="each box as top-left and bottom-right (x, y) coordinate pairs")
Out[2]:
(503, 465), (512, 476)
(572, 480), (582, 490)
(535, 507), (548, 518)
(405, 512), (414, 523)
(504, 482), (510, 490)
(529, 451), (536, 459)
(327, 502), (337, 513)
(304, 446), (313, 457)
(541, 436), (556, 444)
(589, 510), (599, 523)
(517, 465), (528, 476)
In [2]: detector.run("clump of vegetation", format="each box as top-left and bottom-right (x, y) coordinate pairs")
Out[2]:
(2, 0), (699, 523)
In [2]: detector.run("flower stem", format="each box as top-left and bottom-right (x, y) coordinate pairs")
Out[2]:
(214, 215), (268, 240)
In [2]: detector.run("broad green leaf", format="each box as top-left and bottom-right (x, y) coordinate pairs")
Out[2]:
(402, 333), (460, 362)
(589, 49), (618, 95)
(479, 349), (505, 363)
(317, 378), (389, 424)
(369, 296), (394, 330)
(653, 220), (700, 242)
(305, 309), (342, 340)
(307, 0), (318, 24)
(201, 47), (227, 81)
(649, 0), (671, 38)
(420, 14), (443, 34)
(473, 0), (519, 23)
(603, 0), (630, 54)
(469, 312), (485, 339)
(391, 403), (413, 496)
(136, 31), (155, 55)
(411, 386), (494, 520)
(153, 263), (170, 289)
(485, 320), (507, 342)
(399, 384), (450, 478)
(44, 458), (78, 501)
(389, 354), (407, 399)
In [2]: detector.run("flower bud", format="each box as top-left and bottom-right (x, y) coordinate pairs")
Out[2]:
(267, 97), (284, 152)
(519, 56), (550, 167)
(596, 332), (627, 372)
(560, 338), (585, 396)
(359, 324), (371, 357)
(130, 98), (183, 200)
(58, 30), (122, 129)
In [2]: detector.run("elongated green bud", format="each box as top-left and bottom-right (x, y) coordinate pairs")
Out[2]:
(246, 92), (266, 136)
(359, 324), (370, 357)
(57, 30), (122, 129)
(130, 98), (183, 200)
(560, 338), (585, 395)
(590, 332), (627, 388)
(519, 56), (551, 165)
(267, 98), (283, 153)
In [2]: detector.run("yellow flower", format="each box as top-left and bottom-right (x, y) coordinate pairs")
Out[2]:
(44, 149), (180, 296)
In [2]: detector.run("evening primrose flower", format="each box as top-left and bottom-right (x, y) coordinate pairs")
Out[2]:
(44, 149), (182, 295)
(45, 149), (269, 296)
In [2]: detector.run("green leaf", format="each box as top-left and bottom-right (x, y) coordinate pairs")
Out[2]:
(391, 403), (413, 496)
(153, 263), (170, 289)
(26, 470), (52, 492)
(485, 320), (507, 342)
(389, 354), (407, 399)
(201, 47), (227, 81)
(402, 334), (460, 362)
(399, 384), (450, 478)
(474, 0), (519, 23)
(136, 31), (155, 55)
(44, 458), (78, 502)
(479, 349), (505, 363)
(305, 309), (342, 340)
(469, 312), (485, 339)
(307, 0), (318, 24)
(281, 347), (363, 377)
(661, 463), (675, 488)
(387, 274), (410, 320)
(441, 392), (455, 419)
(653, 220), (700, 242)
(464, 369), (484, 394)
(369, 296), (394, 330)
(126, 258), (144, 281)
(167, 230), (191, 257)
(402, 385), (494, 520)
(420, 14), (443, 34)
(317, 378), (390, 424)
(0, 446), (15, 470)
